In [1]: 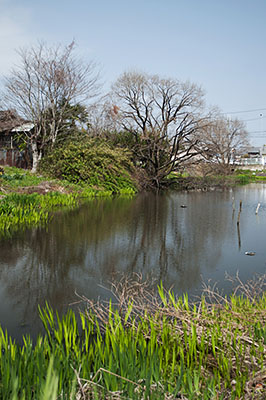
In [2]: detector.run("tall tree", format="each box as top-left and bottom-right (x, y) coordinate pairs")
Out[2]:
(110, 72), (209, 187)
(4, 41), (100, 171)
(43, 99), (90, 144)
(200, 115), (249, 174)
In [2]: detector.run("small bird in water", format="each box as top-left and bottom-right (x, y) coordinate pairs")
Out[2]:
(245, 251), (256, 256)
(180, 205), (187, 208)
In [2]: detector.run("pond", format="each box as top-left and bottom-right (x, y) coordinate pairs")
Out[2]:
(0, 183), (266, 341)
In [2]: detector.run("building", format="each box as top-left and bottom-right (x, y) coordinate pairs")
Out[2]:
(261, 145), (266, 166)
(0, 110), (33, 168)
(236, 145), (266, 168)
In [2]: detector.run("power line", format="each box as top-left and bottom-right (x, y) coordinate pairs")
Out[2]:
(242, 116), (266, 122)
(223, 107), (266, 115)
(248, 130), (266, 134)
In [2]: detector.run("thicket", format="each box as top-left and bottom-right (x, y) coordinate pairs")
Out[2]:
(1, 275), (266, 399)
(38, 137), (137, 194)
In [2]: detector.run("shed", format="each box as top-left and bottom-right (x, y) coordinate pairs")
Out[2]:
(0, 110), (33, 168)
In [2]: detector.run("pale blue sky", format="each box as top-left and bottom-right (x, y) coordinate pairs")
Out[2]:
(1, 0), (266, 145)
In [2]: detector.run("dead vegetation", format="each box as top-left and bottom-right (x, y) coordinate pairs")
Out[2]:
(74, 273), (266, 399)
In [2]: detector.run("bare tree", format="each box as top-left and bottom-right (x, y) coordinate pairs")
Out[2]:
(86, 99), (120, 137)
(110, 71), (209, 187)
(4, 41), (100, 171)
(200, 115), (249, 174)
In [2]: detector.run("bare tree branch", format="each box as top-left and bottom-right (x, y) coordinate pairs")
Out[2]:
(3, 41), (100, 171)
(200, 113), (249, 174)
(110, 71), (208, 187)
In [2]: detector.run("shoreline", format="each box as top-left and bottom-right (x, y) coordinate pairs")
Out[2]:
(1, 166), (266, 236)
(0, 166), (136, 236)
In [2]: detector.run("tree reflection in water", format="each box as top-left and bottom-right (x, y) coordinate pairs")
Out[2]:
(1, 187), (262, 341)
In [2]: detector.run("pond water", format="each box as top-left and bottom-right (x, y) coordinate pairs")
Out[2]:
(1, 183), (266, 341)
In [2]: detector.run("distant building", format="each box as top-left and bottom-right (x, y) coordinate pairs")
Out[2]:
(236, 145), (266, 167)
(0, 110), (33, 168)
(261, 145), (266, 166)
(238, 146), (261, 158)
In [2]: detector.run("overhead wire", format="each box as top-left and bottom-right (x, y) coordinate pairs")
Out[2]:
(242, 116), (266, 123)
(221, 108), (266, 141)
(222, 107), (266, 115)
(248, 130), (266, 134)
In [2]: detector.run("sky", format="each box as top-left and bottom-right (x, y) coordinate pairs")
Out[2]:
(0, 0), (266, 146)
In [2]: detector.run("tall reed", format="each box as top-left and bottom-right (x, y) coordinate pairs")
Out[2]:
(0, 167), (136, 237)
(0, 192), (80, 236)
(0, 274), (265, 399)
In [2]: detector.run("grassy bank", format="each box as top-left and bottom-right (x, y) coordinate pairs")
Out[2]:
(1, 166), (265, 236)
(0, 166), (136, 236)
(1, 276), (266, 399)
(168, 169), (266, 191)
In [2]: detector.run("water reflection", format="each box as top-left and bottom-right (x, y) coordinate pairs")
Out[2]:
(0, 184), (266, 340)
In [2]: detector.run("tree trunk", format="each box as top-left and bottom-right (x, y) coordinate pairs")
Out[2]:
(31, 142), (42, 173)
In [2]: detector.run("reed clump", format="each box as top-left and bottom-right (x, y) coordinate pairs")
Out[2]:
(1, 274), (266, 399)
(0, 166), (136, 237)
(0, 192), (79, 236)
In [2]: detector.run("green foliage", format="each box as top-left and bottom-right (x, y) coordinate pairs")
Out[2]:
(43, 99), (90, 145)
(2, 173), (23, 182)
(0, 166), (136, 237)
(233, 170), (266, 184)
(39, 137), (137, 193)
(235, 174), (251, 185)
(167, 169), (266, 190)
(0, 192), (79, 236)
(0, 167), (45, 188)
(104, 129), (137, 148)
(1, 289), (266, 399)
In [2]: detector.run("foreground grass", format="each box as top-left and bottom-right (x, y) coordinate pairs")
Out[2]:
(0, 167), (136, 236)
(2, 275), (266, 399)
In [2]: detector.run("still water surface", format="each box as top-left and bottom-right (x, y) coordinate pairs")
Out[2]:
(1, 183), (266, 341)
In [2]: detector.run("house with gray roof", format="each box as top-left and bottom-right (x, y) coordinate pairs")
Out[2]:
(0, 110), (33, 167)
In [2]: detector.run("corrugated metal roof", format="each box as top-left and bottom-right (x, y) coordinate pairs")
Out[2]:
(0, 110), (25, 131)
(240, 146), (261, 154)
(11, 123), (34, 132)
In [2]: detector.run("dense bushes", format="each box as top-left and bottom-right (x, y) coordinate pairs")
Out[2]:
(39, 137), (137, 193)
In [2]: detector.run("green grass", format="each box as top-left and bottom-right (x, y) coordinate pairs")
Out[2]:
(0, 167), (136, 236)
(1, 279), (266, 399)
(167, 169), (266, 190)
(234, 169), (266, 184)
(0, 166), (45, 188)
(0, 192), (79, 236)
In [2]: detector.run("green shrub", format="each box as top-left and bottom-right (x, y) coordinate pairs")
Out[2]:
(39, 137), (137, 193)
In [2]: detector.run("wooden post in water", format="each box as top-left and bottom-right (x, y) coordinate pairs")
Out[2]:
(237, 223), (241, 249)
(237, 210), (241, 225)
(237, 200), (242, 226)
(255, 203), (261, 215)
(232, 196), (235, 211)
(232, 196), (236, 220)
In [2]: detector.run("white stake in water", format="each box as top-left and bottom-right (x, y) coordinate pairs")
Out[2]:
(255, 203), (261, 215)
